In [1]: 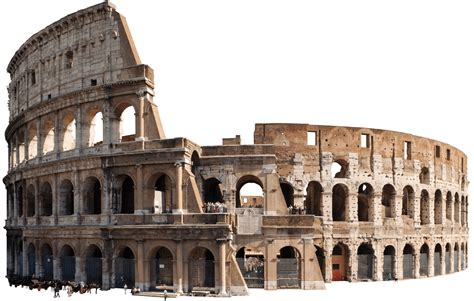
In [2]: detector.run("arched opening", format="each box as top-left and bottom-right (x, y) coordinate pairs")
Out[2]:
(153, 174), (173, 213)
(357, 243), (374, 280)
(59, 179), (74, 215)
(332, 243), (349, 281)
(419, 167), (430, 184)
(305, 181), (323, 216)
(236, 247), (264, 288)
(28, 125), (38, 159)
(42, 120), (55, 154)
(402, 186), (415, 218)
(446, 192), (453, 221)
(454, 193), (460, 223)
(115, 176), (134, 214)
(419, 244), (429, 276)
(88, 111), (103, 147)
(17, 185), (24, 218)
(445, 243), (451, 273)
(18, 131), (25, 163)
(383, 246), (396, 280)
(203, 178), (224, 203)
(115, 247), (135, 288)
(60, 245), (76, 281)
(191, 151), (200, 176)
(382, 184), (396, 218)
(40, 182), (52, 216)
(236, 176), (264, 208)
(315, 246), (326, 280)
(403, 244), (414, 279)
(420, 190), (430, 225)
(27, 185), (35, 217)
(86, 245), (103, 284)
(277, 246), (300, 288)
(358, 183), (374, 222)
(331, 159), (348, 178)
(153, 247), (173, 288)
(41, 244), (53, 280)
(434, 244), (442, 276)
(461, 196), (466, 226)
(461, 243), (465, 270)
(83, 177), (101, 214)
(454, 243), (459, 272)
(62, 112), (76, 151)
(280, 182), (294, 209)
(119, 106), (136, 142)
(27, 244), (36, 277)
(189, 247), (215, 290)
(434, 190), (442, 224)
(332, 184), (347, 221)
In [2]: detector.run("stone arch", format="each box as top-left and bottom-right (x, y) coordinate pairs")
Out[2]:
(357, 243), (374, 280)
(27, 124), (38, 159)
(434, 190), (442, 224)
(331, 158), (349, 178)
(403, 244), (415, 279)
(381, 184), (396, 218)
(461, 242), (466, 270)
(305, 181), (323, 216)
(315, 245), (326, 280)
(40, 181), (53, 216)
(445, 243), (452, 273)
(151, 246), (174, 288)
(454, 242), (460, 272)
(149, 172), (174, 213)
(454, 193), (460, 223)
(280, 181), (294, 208)
(332, 184), (348, 221)
(85, 244), (103, 284)
(17, 129), (26, 163)
(203, 177), (224, 203)
(188, 247), (215, 289)
(236, 175), (264, 208)
(191, 150), (200, 176)
(26, 184), (35, 217)
(60, 244), (76, 281)
(383, 245), (396, 280)
(27, 243), (36, 276)
(112, 102), (137, 142)
(236, 246), (265, 288)
(42, 118), (55, 154)
(332, 243), (349, 281)
(461, 195), (466, 226)
(277, 246), (301, 288)
(59, 179), (74, 215)
(61, 111), (76, 151)
(115, 246), (135, 288)
(434, 243), (442, 276)
(83, 176), (101, 214)
(358, 183), (374, 222)
(86, 109), (103, 147)
(402, 185), (415, 218)
(446, 191), (453, 221)
(419, 243), (429, 276)
(419, 166), (430, 185)
(113, 175), (135, 214)
(420, 190), (430, 225)
(16, 184), (24, 218)
(41, 243), (53, 280)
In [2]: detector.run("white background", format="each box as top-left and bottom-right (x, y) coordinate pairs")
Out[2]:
(0, 1), (473, 300)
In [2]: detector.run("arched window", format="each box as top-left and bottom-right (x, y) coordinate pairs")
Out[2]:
(203, 178), (224, 203)
(40, 182), (52, 216)
(119, 106), (136, 141)
(28, 125), (38, 159)
(357, 183), (374, 222)
(88, 111), (103, 147)
(62, 112), (76, 151)
(236, 176), (264, 208)
(115, 247), (135, 288)
(42, 120), (55, 154)
(454, 193), (460, 223)
(357, 243), (374, 280)
(189, 247), (215, 289)
(83, 177), (101, 214)
(16, 185), (24, 218)
(419, 167), (430, 185)
(381, 184), (396, 218)
(59, 180), (74, 215)
(420, 190), (430, 225)
(332, 184), (347, 221)
(153, 174), (173, 213)
(60, 245), (75, 281)
(305, 181), (323, 216)
(446, 192), (453, 221)
(116, 176), (134, 214)
(434, 190), (442, 224)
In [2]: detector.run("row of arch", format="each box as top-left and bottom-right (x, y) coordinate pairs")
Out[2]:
(9, 104), (136, 168)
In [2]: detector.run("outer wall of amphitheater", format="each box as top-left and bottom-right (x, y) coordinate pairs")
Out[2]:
(3, 1), (469, 296)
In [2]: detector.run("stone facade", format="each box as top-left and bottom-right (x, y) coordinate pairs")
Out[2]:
(3, 1), (469, 296)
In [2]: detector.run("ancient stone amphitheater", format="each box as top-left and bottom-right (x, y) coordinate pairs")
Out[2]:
(4, 1), (469, 296)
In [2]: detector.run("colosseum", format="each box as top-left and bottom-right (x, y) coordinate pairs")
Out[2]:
(3, 1), (469, 296)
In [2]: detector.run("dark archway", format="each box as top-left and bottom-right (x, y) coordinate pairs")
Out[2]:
(332, 184), (347, 221)
(189, 247), (215, 289)
(315, 246), (326, 280)
(420, 190), (430, 225)
(154, 174), (173, 213)
(402, 186), (415, 218)
(446, 192), (453, 221)
(332, 243), (349, 281)
(419, 167), (430, 184)
(83, 177), (101, 214)
(454, 243), (459, 272)
(119, 176), (135, 214)
(357, 183), (374, 222)
(419, 244), (429, 276)
(277, 246), (300, 288)
(454, 193), (460, 223)
(59, 180), (74, 215)
(203, 178), (224, 203)
(27, 243), (36, 277)
(357, 243), (374, 280)
(434, 244), (442, 276)
(153, 247), (173, 287)
(17, 185), (24, 217)
(41, 244), (53, 280)
(115, 247), (135, 288)
(445, 243), (451, 274)
(40, 182), (53, 216)
(60, 245), (76, 281)
(236, 247), (264, 288)
(383, 246), (396, 280)
(403, 244), (414, 279)
(27, 185), (35, 217)
(86, 245), (103, 284)
(305, 181), (323, 216)
(280, 182), (294, 208)
(434, 190), (442, 224)
(381, 184), (396, 218)
(236, 176), (264, 208)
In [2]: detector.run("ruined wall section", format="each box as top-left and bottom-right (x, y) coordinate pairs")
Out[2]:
(7, 2), (141, 121)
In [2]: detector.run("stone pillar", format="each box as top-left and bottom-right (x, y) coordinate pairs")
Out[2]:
(348, 193), (358, 223)
(36, 118), (42, 158)
(414, 196), (421, 228)
(394, 194), (404, 226)
(264, 240), (277, 290)
(324, 239), (333, 282)
(428, 244), (434, 277)
(322, 192), (332, 223)
(102, 257), (111, 289)
(22, 239), (28, 276)
(75, 105), (83, 152)
(75, 256), (84, 282)
(135, 164), (144, 212)
(53, 174), (59, 224)
(174, 161), (183, 214)
(374, 244), (383, 281)
(440, 246), (446, 275)
(175, 240), (184, 294)
(349, 245), (357, 281)
(217, 240), (227, 295)
(53, 257), (60, 280)
(136, 241), (145, 290)
(414, 253), (420, 278)
(136, 92), (145, 141)
(73, 170), (81, 220)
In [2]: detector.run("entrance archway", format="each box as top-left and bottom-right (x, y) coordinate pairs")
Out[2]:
(357, 243), (374, 280)
(86, 245), (102, 284)
(115, 247), (135, 288)
(189, 247), (215, 289)
(331, 243), (348, 281)
(277, 246), (300, 288)
(383, 245), (395, 280)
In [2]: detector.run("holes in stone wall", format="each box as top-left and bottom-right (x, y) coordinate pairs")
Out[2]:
(404, 141), (412, 160)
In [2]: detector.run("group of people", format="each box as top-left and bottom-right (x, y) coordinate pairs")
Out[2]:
(203, 202), (227, 213)
(287, 205), (306, 215)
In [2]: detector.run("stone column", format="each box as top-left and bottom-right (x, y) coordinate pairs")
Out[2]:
(22, 238), (28, 276)
(135, 164), (144, 212)
(322, 192), (332, 223)
(135, 92), (145, 141)
(373, 193), (383, 227)
(75, 104), (83, 152)
(374, 244), (383, 281)
(394, 194), (404, 226)
(349, 245), (357, 281)
(174, 161), (183, 214)
(36, 118), (42, 158)
(413, 253), (420, 278)
(348, 193), (358, 223)
(414, 196), (421, 228)
(428, 244), (434, 277)
(264, 240), (277, 290)
(217, 239), (227, 295)
(73, 170), (81, 221)
(175, 240), (184, 294)
(136, 240), (145, 290)
(53, 174), (59, 225)
(75, 256), (84, 282)
(440, 246), (446, 275)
